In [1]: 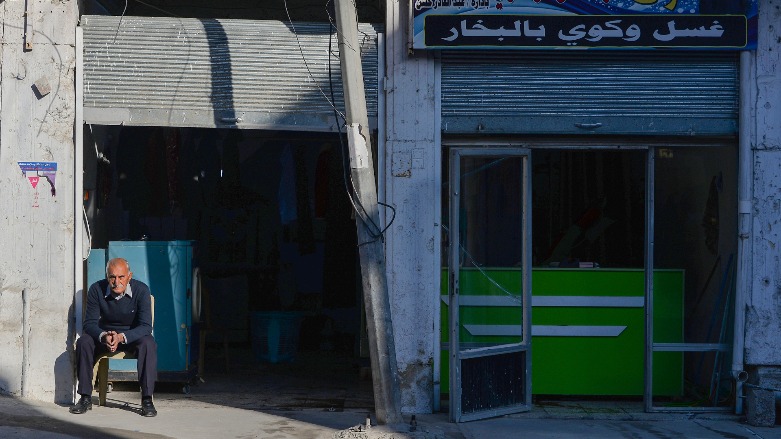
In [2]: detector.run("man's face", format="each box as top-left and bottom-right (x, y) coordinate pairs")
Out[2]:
(107, 262), (132, 295)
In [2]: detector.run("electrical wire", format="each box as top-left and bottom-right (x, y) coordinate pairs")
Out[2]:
(324, 0), (365, 56)
(88, 125), (111, 164)
(111, 0), (129, 44)
(283, 0), (346, 122)
(328, 28), (375, 235)
(441, 224), (523, 304)
(82, 205), (93, 261)
(326, 17), (396, 246)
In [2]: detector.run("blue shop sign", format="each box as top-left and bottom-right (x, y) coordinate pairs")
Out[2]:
(412, 0), (757, 50)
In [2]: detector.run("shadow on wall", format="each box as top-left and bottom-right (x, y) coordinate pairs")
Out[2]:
(1, 294), (75, 404)
(201, 18), (236, 128)
(53, 351), (73, 404)
(54, 300), (77, 404)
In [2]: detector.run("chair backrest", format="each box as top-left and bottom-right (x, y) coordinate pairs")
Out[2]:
(150, 295), (155, 334)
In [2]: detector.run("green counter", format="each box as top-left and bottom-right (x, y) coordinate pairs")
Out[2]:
(441, 268), (683, 396)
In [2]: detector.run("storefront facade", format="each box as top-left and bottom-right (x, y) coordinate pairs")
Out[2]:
(0, 0), (779, 428)
(75, 12), (385, 407)
(1, 1), (387, 407)
(383, 0), (781, 426)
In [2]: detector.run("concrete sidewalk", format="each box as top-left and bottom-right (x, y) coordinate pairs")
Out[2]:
(457, 413), (781, 439)
(1, 393), (779, 439)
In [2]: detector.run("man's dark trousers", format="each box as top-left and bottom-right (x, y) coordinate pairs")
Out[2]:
(75, 334), (157, 397)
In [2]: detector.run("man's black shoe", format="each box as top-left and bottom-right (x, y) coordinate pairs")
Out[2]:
(141, 397), (157, 417)
(69, 395), (92, 414)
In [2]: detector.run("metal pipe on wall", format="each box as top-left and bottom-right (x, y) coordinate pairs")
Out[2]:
(643, 147), (656, 412)
(71, 25), (86, 403)
(22, 288), (30, 397)
(733, 49), (754, 416)
(75, 26), (85, 338)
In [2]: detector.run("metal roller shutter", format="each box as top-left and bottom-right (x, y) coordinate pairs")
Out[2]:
(81, 16), (380, 132)
(441, 51), (738, 136)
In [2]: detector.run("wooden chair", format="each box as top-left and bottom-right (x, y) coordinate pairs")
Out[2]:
(95, 295), (154, 406)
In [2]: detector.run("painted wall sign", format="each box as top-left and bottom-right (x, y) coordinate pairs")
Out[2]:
(412, 0), (758, 50)
(19, 162), (57, 207)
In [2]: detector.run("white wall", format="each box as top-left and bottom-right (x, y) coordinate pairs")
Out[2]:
(0, 0), (79, 403)
(745, 0), (781, 366)
(384, 0), (440, 413)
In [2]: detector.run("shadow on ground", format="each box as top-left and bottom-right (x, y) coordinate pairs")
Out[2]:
(102, 344), (378, 434)
(154, 345), (373, 411)
(0, 396), (171, 439)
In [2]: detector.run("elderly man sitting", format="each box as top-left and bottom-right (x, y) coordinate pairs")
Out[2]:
(70, 257), (158, 417)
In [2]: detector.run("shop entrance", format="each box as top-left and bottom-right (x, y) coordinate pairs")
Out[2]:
(445, 148), (533, 422)
(441, 144), (737, 416)
(83, 125), (374, 410)
(77, 13), (382, 411)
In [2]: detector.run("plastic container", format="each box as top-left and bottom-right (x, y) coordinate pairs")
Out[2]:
(251, 311), (302, 363)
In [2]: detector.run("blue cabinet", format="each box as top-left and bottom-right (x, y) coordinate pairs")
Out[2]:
(88, 241), (197, 383)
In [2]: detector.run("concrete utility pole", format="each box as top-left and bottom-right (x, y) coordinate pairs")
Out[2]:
(333, 0), (403, 425)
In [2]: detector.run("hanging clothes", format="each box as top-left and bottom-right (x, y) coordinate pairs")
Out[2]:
(314, 146), (332, 219)
(278, 144), (297, 225)
(294, 145), (316, 255)
(164, 128), (181, 210)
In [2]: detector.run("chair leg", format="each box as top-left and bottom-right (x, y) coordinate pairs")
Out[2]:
(97, 357), (109, 406)
(198, 329), (208, 378)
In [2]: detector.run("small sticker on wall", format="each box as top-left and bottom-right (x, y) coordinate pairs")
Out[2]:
(18, 161), (57, 207)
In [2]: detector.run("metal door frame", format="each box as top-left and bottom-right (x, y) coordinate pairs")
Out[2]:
(448, 147), (532, 422)
(644, 146), (734, 413)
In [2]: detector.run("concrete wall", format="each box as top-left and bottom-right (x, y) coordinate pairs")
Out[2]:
(0, 0), (79, 403)
(739, 0), (781, 427)
(384, 0), (439, 414)
(745, 0), (781, 367)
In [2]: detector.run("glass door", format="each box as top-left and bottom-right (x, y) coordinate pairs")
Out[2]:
(448, 148), (532, 422)
(647, 145), (738, 411)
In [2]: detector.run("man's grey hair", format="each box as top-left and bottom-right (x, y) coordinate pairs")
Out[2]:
(106, 258), (131, 275)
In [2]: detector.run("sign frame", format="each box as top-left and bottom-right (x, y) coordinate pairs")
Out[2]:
(411, 0), (758, 50)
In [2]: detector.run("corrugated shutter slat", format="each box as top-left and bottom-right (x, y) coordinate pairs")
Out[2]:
(441, 51), (738, 135)
(82, 16), (380, 131)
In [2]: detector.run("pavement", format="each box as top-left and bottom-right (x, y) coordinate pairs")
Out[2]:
(1, 391), (780, 439)
(2, 349), (779, 439)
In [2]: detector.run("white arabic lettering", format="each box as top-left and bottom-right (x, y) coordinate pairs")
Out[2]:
(558, 24), (586, 41)
(439, 17), (727, 46)
(653, 20), (725, 41)
(443, 19), (545, 42)
(524, 20), (546, 39)
(623, 24), (641, 41)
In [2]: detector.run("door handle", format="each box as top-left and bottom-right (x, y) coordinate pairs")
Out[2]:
(575, 122), (603, 130)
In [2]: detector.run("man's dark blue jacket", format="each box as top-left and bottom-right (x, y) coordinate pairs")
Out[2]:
(83, 278), (153, 344)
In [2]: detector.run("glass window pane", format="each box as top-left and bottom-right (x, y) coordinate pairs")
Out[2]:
(652, 145), (737, 409)
(653, 146), (737, 345)
(531, 150), (646, 269)
(457, 156), (526, 347)
(652, 351), (732, 408)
